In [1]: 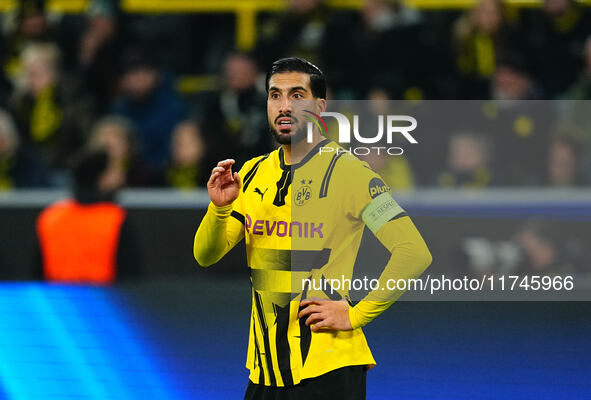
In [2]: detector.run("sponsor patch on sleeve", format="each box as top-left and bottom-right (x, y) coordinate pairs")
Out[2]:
(368, 178), (390, 199)
(361, 192), (405, 233)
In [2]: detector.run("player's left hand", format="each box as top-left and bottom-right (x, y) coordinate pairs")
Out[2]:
(298, 298), (353, 332)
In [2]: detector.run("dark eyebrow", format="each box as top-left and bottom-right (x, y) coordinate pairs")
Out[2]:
(268, 86), (309, 93)
(289, 86), (308, 93)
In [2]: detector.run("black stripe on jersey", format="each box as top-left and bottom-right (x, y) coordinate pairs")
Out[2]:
(389, 212), (408, 221)
(243, 154), (270, 192)
(351, 226), (391, 302)
(298, 313), (312, 367)
(248, 249), (330, 274)
(279, 138), (331, 171)
(231, 210), (245, 225)
(273, 169), (292, 207)
(250, 251), (291, 272)
(273, 303), (294, 386)
(299, 283), (313, 365)
(291, 248), (331, 272)
(253, 314), (265, 385)
(319, 152), (345, 198)
(253, 290), (277, 386)
(320, 274), (343, 300)
(345, 294), (354, 307)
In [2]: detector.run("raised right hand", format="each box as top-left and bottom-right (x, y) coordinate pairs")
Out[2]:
(207, 159), (242, 207)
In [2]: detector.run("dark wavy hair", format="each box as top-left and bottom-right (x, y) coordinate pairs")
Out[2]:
(265, 57), (326, 99)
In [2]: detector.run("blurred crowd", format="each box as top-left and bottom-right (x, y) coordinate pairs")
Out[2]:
(1, 0), (591, 191)
(458, 218), (589, 278)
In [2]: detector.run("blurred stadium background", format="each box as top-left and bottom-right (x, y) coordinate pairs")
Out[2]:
(0, 0), (591, 398)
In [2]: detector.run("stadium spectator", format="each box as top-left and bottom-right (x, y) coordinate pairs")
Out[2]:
(491, 50), (543, 100)
(111, 47), (187, 171)
(0, 68), (12, 109)
(10, 43), (95, 180)
(453, 0), (514, 98)
(0, 108), (47, 189)
(75, 0), (124, 113)
(437, 132), (494, 188)
(254, 0), (330, 70)
(546, 134), (586, 186)
(565, 35), (591, 99)
(519, 0), (591, 98)
(558, 38), (591, 166)
(487, 55), (554, 185)
(459, 219), (583, 277)
(1, 0), (55, 87)
(356, 89), (415, 189)
(361, 0), (421, 33)
(34, 149), (141, 284)
(88, 115), (159, 188)
(166, 120), (208, 189)
(202, 52), (270, 165)
(323, 0), (443, 99)
(513, 220), (575, 275)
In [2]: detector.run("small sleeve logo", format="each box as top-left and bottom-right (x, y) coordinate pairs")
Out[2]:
(368, 178), (390, 199)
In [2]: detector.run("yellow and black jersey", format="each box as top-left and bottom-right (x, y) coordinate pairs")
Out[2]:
(194, 138), (431, 387)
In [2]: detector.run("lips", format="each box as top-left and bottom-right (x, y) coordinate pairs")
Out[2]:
(276, 116), (296, 132)
(277, 117), (292, 125)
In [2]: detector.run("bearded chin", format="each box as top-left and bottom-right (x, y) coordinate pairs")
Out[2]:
(269, 125), (308, 145)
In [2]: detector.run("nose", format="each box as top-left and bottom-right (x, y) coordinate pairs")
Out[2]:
(279, 96), (292, 114)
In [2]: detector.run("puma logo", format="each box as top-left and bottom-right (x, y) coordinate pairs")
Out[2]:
(254, 187), (268, 201)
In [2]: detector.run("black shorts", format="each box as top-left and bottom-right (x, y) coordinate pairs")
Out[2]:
(244, 365), (367, 400)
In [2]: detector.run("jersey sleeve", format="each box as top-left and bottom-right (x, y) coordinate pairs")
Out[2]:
(339, 158), (432, 329)
(348, 216), (432, 328)
(193, 160), (254, 267)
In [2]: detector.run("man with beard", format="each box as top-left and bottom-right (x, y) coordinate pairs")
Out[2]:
(194, 57), (431, 399)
